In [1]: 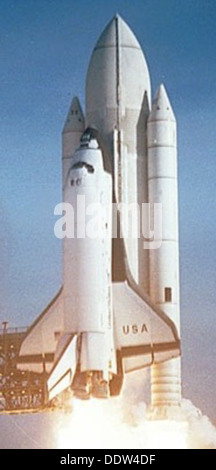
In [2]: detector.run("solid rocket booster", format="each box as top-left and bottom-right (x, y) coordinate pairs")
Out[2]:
(147, 85), (181, 416)
(62, 97), (85, 184)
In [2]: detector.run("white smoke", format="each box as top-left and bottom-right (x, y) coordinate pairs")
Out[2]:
(182, 399), (216, 449)
(56, 371), (216, 449)
(0, 373), (215, 449)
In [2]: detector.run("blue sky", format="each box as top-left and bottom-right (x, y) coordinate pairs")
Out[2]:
(0, 0), (215, 419)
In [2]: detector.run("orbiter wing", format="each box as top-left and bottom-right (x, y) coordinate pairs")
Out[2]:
(113, 280), (180, 374)
(17, 288), (64, 373)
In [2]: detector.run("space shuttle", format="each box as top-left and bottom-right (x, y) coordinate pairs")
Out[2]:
(18, 15), (181, 408)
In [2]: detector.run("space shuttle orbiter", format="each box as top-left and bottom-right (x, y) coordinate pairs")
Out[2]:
(18, 16), (181, 406)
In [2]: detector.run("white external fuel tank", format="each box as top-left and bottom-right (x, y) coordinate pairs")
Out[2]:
(147, 85), (181, 417)
(86, 15), (151, 291)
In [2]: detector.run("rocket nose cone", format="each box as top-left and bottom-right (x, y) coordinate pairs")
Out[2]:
(63, 96), (85, 133)
(86, 15), (151, 132)
(148, 84), (176, 122)
(94, 14), (141, 50)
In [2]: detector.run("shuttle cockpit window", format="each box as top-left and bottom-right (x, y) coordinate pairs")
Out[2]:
(72, 161), (95, 174)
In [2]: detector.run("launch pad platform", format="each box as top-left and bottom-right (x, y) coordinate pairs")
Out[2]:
(0, 326), (45, 412)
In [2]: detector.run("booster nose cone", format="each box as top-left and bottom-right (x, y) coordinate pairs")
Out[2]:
(63, 96), (85, 134)
(86, 15), (151, 139)
(62, 96), (85, 177)
(148, 84), (176, 123)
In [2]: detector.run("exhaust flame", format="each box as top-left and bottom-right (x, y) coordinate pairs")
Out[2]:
(55, 374), (216, 449)
(56, 398), (189, 449)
